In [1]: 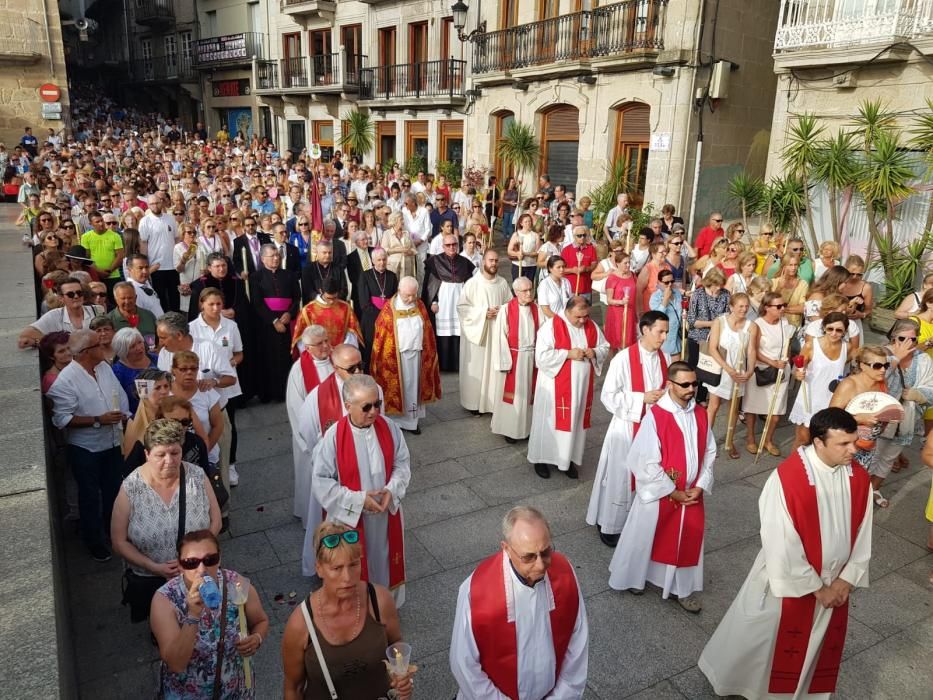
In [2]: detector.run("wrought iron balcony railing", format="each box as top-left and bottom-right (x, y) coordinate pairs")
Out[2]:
(472, 0), (665, 74)
(256, 53), (366, 91)
(134, 0), (175, 25)
(131, 55), (197, 83)
(360, 59), (466, 100)
(194, 32), (265, 68)
(775, 0), (933, 51)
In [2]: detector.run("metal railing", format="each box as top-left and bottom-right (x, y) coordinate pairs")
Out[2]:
(360, 59), (466, 99)
(311, 52), (365, 87)
(0, 15), (44, 58)
(257, 53), (366, 90)
(194, 32), (265, 67)
(131, 54), (197, 82)
(134, 0), (174, 23)
(472, 0), (665, 73)
(775, 0), (933, 51)
(256, 60), (279, 90)
(282, 55), (309, 87)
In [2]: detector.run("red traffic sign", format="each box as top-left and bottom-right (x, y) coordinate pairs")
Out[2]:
(39, 84), (61, 102)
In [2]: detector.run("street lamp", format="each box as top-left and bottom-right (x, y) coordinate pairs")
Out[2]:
(451, 0), (486, 42)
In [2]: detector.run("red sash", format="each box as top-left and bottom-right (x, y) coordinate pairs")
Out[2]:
(768, 452), (870, 694)
(299, 351), (325, 393)
(469, 551), (579, 700)
(648, 405), (707, 567)
(628, 343), (669, 439)
(315, 374), (343, 434)
(551, 315), (598, 432)
(333, 415), (406, 589)
(502, 299), (540, 405)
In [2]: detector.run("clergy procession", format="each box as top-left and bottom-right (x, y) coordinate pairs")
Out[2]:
(21, 105), (933, 700)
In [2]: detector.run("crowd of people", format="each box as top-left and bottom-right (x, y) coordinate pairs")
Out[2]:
(12, 95), (933, 699)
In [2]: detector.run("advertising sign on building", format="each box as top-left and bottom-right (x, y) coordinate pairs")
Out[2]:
(195, 34), (248, 64)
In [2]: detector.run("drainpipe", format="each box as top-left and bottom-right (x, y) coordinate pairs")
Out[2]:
(42, 0), (55, 77)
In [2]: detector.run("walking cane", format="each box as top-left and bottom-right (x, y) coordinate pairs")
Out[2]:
(724, 331), (747, 455)
(680, 295), (689, 358)
(755, 335), (792, 464)
(621, 288), (630, 349)
(241, 247), (251, 301)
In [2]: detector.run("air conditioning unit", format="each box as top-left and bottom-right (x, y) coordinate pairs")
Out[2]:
(709, 61), (731, 99)
(832, 72), (857, 89)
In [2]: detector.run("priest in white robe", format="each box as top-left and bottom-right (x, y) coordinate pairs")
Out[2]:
(489, 277), (541, 442)
(527, 296), (609, 479)
(450, 506), (588, 700)
(286, 325), (334, 519)
(608, 363), (715, 611)
(458, 249), (513, 414)
(699, 407), (872, 699)
(309, 375), (412, 606)
(587, 310), (670, 546)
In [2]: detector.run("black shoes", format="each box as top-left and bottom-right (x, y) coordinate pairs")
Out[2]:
(91, 544), (112, 563)
(599, 531), (620, 547)
(470, 410), (481, 416)
(566, 463), (579, 479)
(504, 436), (518, 444)
(405, 427), (421, 435)
(534, 463), (551, 479)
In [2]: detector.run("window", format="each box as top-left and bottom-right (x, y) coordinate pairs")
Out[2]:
(377, 121), (397, 165)
(405, 120), (429, 166)
(247, 2), (261, 33)
(309, 29), (333, 83)
(180, 31), (192, 61)
(283, 33), (304, 88)
(440, 120), (464, 164)
(164, 35), (177, 76)
(313, 121), (334, 162)
(493, 111), (515, 183)
(377, 27), (397, 93)
(501, 0), (519, 29)
(341, 24), (362, 57)
(204, 10), (217, 37)
(540, 105), (579, 193)
(140, 38), (153, 80)
(287, 120), (307, 155)
(613, 104), (650, 196)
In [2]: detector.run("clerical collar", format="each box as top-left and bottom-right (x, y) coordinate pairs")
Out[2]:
(508, 558), (544, 589)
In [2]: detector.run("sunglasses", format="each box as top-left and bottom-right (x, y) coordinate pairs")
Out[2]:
(176, 417), (193, 427)
(895, 335), (917, 343)
(173, 211), (185, 215)
(669, 241), (682, 246)
(659, 279), (673, 285)
(671, 380), (699, 388)
(824, 326), (845, 334)
(92, 292), (108, 298)
(336, 362), (364, 374)
(360, 399), (383, 412)
(509, 543), (554, 564)
(862, 361), (890, 371)
(768, 303), (786, 309)
(178, 552), (220, 570)
(63, 290), (84, 299)
(712, 219), (723, 223)
(317, 530), (360, 552)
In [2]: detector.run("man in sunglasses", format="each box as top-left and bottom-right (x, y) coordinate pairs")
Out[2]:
(700, 407), (870, 698)
(588, 310), (671, 547)
(608, 361), (715, 613)
(450, 506), (588, 699)
(693, 211), (725, 259)
(307, 375), (411, 605)
(765, 236), (815, 284)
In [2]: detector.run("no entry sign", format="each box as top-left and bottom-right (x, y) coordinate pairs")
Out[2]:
(39, 84), (61, 102)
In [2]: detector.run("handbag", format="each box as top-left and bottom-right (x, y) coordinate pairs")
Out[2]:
(205, 462), (229, 509)
(754, 321), (785, 386)
(695, 317), (724, 387)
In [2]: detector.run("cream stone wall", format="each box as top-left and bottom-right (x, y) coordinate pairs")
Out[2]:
(0, 3), (70, 146)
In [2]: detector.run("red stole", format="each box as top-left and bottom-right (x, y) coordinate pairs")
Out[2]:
(502, 299), (540, 405)
(333, 415), (406, 589)
(648, 405), (708, 567)
(551, 315), (598, 432)
(315, 374), (343, 434)
(768, 452), (870, 694)
(299, 351), (325, 393)
(469, 551), (579, 700)
(628, 343), (668, 439)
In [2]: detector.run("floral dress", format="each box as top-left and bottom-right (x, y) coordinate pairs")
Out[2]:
(158, 569), (255, 699)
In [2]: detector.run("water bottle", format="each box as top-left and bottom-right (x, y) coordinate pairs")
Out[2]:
(199, 574), (222, 610)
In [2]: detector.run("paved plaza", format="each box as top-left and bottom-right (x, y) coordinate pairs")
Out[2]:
(60, 347), (933, 698)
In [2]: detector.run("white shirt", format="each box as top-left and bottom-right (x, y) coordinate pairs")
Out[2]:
(138, 210), (177, 269)
(48, 361), (129, 452)
(189, 316), (243, 400)
(129, 278), (164, 317)
(402, 206), (431, 243)
(31, 305), (102, 335)
(395, 296), (424, 352)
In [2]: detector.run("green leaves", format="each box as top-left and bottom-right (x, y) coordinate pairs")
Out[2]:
(811, 131), (859, 191)
(856, 130), (915, 210)
(781, 113), (824, 178)
(337, 109), (375, 157)
(495, 121), (540, 175)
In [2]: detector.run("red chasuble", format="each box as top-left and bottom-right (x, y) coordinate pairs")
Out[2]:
(315, 374), (343, 434)
(502, 299), (540, 405)
(332, 415), (405, 589)
(469, 551), (579, 700)
(299, 351), (325, 393)
(768, 452), (870, 694)
(648, 404), (708, 568)
(551, 315), (598, 432)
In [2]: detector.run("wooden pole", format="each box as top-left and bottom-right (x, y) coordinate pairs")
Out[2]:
(755, 334), (791, 464)
(724, 329), (747, 453)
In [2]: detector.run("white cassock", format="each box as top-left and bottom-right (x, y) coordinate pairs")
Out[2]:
(608, 393), (715, 598)
(586, 344), (670, 535)
(285, 356), (334, 519)
(526, 315), (609, 471)
(450, 554), (589, 700)
(698, 446), (873, 700)
(489, 303), (540, 440)
(306, 417), (411, 606)
(458, 274), (513, 413)
(394, 296), (426, 431)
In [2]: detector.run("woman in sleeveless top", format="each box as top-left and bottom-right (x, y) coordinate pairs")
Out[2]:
(151, 529), (269, 699)
(743, 292), (795, 457)
(838, 255), (873, 332)
(895, 272), (933, 320)
(508, 213), (541, 283)
(663, 233), (687, 288)
(636, 241), (667, 315)
(603, 251), (637, 354)
(725, 252), (757, 297)
(705, 293), (754, 459)
(789, 312), (849, 448)
(282, 522), (414, 700)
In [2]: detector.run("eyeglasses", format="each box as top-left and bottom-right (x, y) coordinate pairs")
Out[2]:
(360, 399), (383, 412)
(671, 380), (699, 388)
(735, 229), (745, 234)
(862, 361), (890, 371)
(574, 234), (586, 239)
(896, 335), (917, 343)
(824, 326), (845, 335)
(507, 542), (553, 564)
(443, 243), (458, 248)
(712, 218), (723, 223)
(317, 530), (360, 552)
(178, 552), (220, 570)
(173, 211), (185, 216)
(78, 343), (101, 353)
(768, 303), (786, 309)
(336, 362), (364, 374)
(63, 290), (83, 299)
(298, 222), (310, 227)
(762, 232), (773, 236)
(728, 247), (738, 253)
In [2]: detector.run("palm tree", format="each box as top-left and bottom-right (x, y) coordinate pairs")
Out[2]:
(810, 131), (859, 245)
(727, 171), (765, 234)
(909, 98), (933, 232)
(768, 175), (806, 237)
(850, 99), (898, 264)
(781, 113), (824, 252)
(338, 109), (375, 160)
(496, 121), (540, 201)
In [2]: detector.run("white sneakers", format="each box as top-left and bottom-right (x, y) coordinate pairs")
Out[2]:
(229, 464), (239, 487)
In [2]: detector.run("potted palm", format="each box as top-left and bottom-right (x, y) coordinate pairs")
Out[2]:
(338, 109), (375, 163)
(496, 120), (539, 207)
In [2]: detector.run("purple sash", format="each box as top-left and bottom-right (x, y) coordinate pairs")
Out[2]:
(264, 297), (292, 312)
(370, 296), (387, 310)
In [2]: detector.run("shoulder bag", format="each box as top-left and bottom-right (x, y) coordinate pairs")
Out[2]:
(754, 321), (784, 386)
(301, 597), (339, 700)
(696, 316), (724, 387)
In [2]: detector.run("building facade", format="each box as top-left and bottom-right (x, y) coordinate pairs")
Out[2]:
(0, 3), (70, 147)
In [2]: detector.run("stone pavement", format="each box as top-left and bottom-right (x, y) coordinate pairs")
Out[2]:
(64, 361), (933, 698)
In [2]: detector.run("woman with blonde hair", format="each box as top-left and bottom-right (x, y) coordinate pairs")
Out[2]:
(771, 254), (809, 328)
(751, 224), (776, 274)
(717, 240), (745, 279)
(839, 255), (873, 331)
(725, 251), (758, 295)
(380, 211), (417, 280)
(813, 240), (840, 279)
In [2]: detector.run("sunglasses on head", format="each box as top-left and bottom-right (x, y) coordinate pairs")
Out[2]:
(863, 361), (890, 371)
(178, 552), (220, 570)
(671, 380), (699, 388)
(317, 530), (360, 552)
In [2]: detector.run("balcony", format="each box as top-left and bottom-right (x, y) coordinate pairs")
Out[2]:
(130, 55), (197, 83)
(281, 0), (336, 19)
(134, 0), (175, 28)
(471, 0), (664, 80)
(194, 32), (265, 69)
(359, 60), (467, 106)
(0, 15), (43, 64)
(254, 53), (366, 95)
(774, 0), (933, 66)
